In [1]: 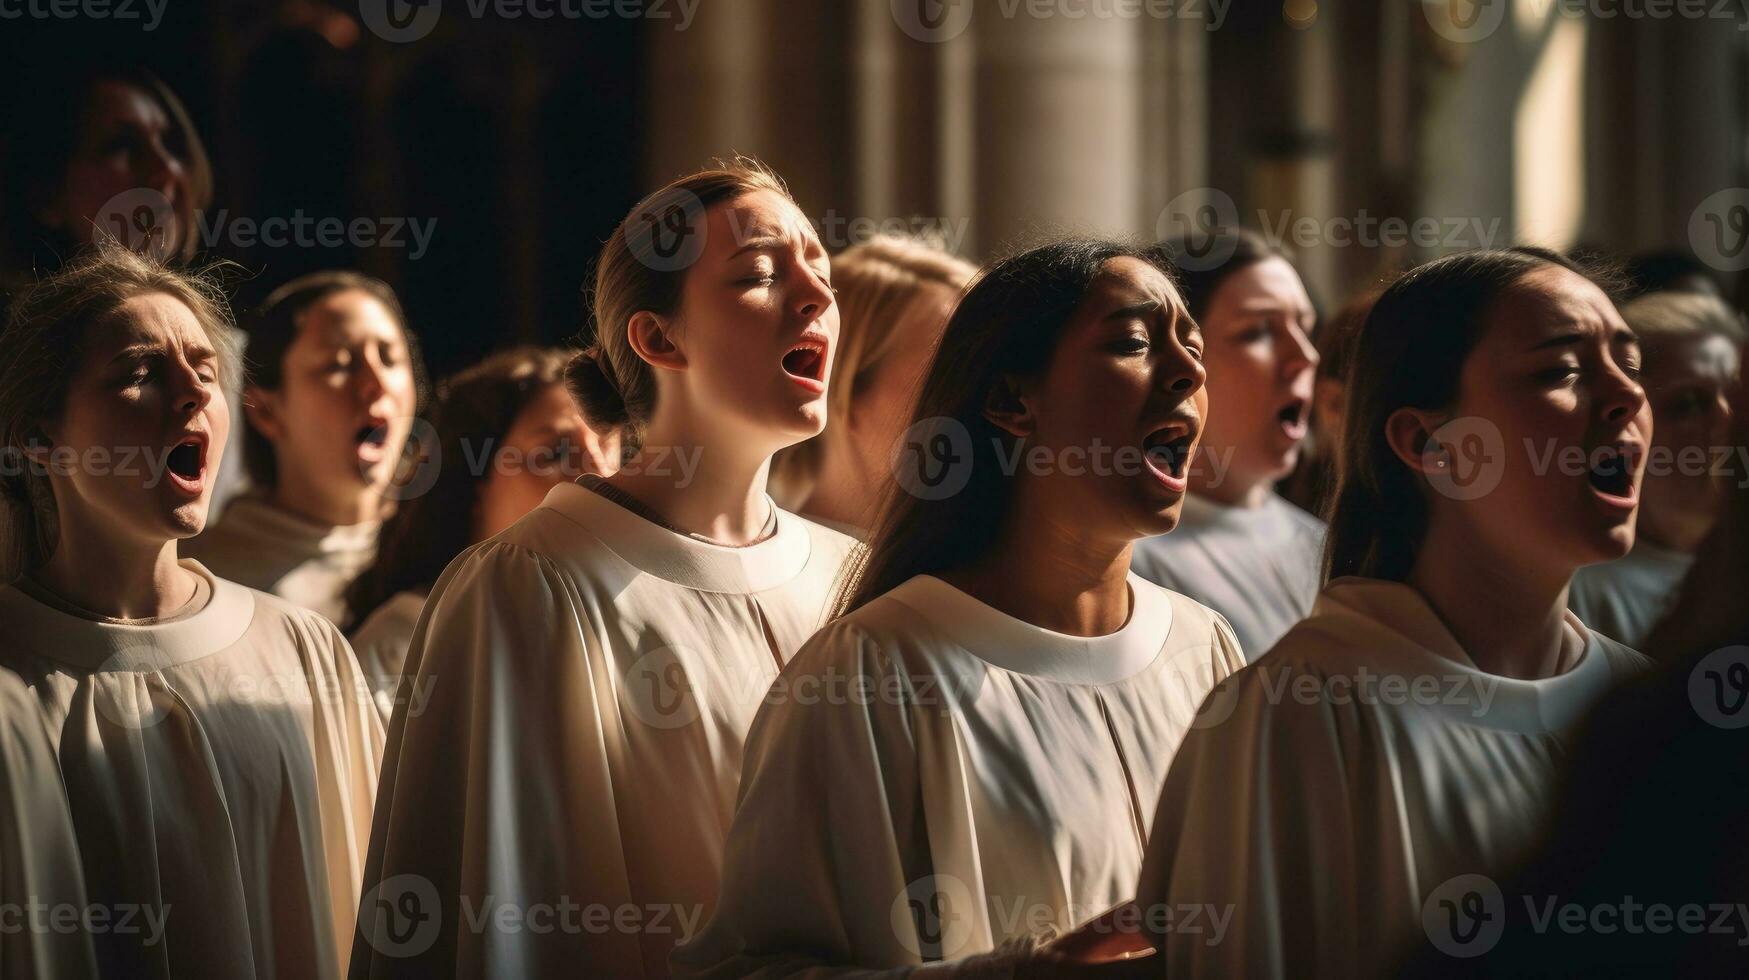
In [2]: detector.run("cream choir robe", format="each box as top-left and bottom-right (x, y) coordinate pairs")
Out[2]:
(185, 493), (381, 624)
(351, 481), (857, 978)
(671, 573), (1246, 977)
(0, 560), (385, 980)
(1135, 577), (1653, 979)
(1567, 540), (1693, 648)
(346, 590), (428, 722)
(0, 668), (97, 980)
(1129, 491), (1324, 658)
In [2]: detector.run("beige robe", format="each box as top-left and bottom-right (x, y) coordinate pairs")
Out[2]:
(0, 667), (97, 980)
(185, 494), (381, 624)
(351, 481), (857, 978)
(1136, 577), (1653, 979)
(0, 561), (385, 979)
(673, 574), (1245, 977)
(1130, 491), (1325, 658)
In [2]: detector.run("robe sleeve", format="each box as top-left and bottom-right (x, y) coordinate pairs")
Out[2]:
(1210, 611), (1247, 675)
(1134, 657), (1412, 979)
(671, 621), (1034, 980)
(0, 673), (97, 980)
(350, 541), (648, 979)
(289, 608), (389, 976)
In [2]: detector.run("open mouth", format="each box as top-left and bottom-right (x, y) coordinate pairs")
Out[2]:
(1587, 444), (1637, 500)
(781, 336), (828, 385)
(166, 440), (202, 481)
(356, 424), (389, 448)
(1277, 399), (1310, 437)
(1143, 423), (1197, 482)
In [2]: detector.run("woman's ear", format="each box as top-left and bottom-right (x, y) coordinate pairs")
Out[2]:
(627, 312), (687, 372)
(1384, 406), (1449, 476)
(243, 386), (287, 444)
(982, 374), (1036, 439)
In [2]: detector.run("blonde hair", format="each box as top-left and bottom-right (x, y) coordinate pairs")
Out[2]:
(569, 158), (795, 455)
(770, 235), (975, 506)
(0, 242), (240, 581)
(1618, 291), (1747, 349)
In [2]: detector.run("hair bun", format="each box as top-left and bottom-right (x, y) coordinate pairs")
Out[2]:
(566, 345), (631, 431)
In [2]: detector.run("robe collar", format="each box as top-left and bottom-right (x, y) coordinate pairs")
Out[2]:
(1311, 576), (1635, 732)
(540, 480), (816, 594)
(885, 573), (1175, 684)
(0, 560), (256, 672)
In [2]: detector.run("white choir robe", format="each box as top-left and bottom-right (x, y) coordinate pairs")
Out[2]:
(351, 481), (857, 979)
(1135, 577), (1653, 979)
(0, 561), (385, 980)
(671, 573), (1245, 977)
(1129, 491), (1324, 658)
(0, 668), (97, 980)
(1567, 540), (1693, 648)
(184, 493), (381, 624)
(346, 589), (428, 722)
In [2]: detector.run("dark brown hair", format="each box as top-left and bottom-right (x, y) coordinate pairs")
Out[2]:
(1158, 228), (1295, 322)
(840, 237), (1184, 615)
(1323, 247), (1592, 583)
(241, 270), (429, 490)
(1, 65), (213, 279)
(343, 346), (572, 629)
